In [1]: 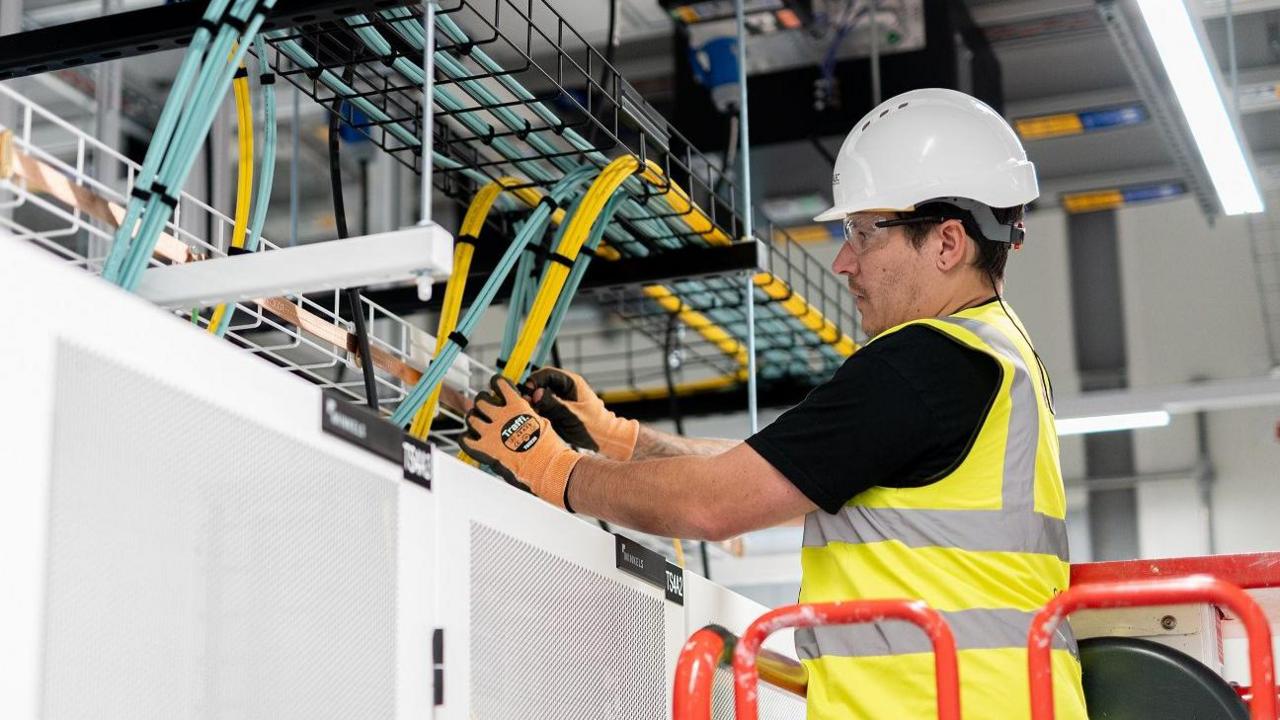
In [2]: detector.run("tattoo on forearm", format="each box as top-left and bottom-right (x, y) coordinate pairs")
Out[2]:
(631, 426), (738, 459)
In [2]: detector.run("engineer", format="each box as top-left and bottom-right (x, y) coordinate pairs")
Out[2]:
(460, 87), (1087, 720)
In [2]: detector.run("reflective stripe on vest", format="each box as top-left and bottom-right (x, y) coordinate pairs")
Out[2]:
(798, 301), (1086, 720)
(795, 607), (1077, 658)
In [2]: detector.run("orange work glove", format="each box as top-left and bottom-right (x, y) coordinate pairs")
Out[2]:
(525, 367), (639, 461)
(461, 375), (583, 510)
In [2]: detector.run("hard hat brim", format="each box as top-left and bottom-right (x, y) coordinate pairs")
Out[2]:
(812, 162), (1040, 223)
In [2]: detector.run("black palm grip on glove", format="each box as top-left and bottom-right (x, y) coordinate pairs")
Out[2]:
(461, 374), (582, 509)
(527, 371), (599, 452)
(463, 382), (524, 490)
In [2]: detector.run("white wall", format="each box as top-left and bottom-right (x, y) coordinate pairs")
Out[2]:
(1116, 197), (1280, 556)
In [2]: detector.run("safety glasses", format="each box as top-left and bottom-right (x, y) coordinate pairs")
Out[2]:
(841, 214), (947, 254)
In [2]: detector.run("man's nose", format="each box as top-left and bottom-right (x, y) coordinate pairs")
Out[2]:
(832, 243), (857, 275)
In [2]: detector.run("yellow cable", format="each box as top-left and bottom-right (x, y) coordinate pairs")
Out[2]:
(208, 57), (254, 335)
(643, 285), (748, 366)
(456, 157), (726, 467)
(231, 61), (253, 250)
(599, 373), (743, 405)
(673, 539), (686, 568)
(598, 276), (857, 402)
(408, 177), (548, 440)
(505, 156), (727, 382)
(753, 273), (858, 356)
(502, 156), (726, 386)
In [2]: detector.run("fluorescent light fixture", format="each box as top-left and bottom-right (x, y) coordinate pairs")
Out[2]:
(1056, 410), (1172, 436)
(1135, 0), (1264, 215)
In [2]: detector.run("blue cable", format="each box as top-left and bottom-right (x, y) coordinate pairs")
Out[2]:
(531, 191), (627, 370)
(389, 164), (598, 426)
(118, 0), (279, 290)
(103, 0), (235, 282)
(213, 34), (278, 338)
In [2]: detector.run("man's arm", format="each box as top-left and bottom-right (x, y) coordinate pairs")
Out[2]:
(566, 441), (817, 540)
(631, 425), (737, 459)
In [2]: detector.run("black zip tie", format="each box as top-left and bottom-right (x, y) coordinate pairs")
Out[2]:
(222, 15), (248, 34)
(537, 195), (559, 212)
(234, 67), (249, 79)
(494, 357), (507, 369)
(197, 19), (219, 34)
(552, 121), (567, 136)
(157, 193), (179, 210)
(456, 40), (475, 57)
(448, 331), (469, 349)
(381, 55), (398, 69)
(515, 119), (532, 141)
(455, 233), (478, 246)
(480, 125), (496, 145)
(227, 246), (252, 256)
(130, 186), (151, 202)
(546, 252), (575, 268)
(260, 73), (276, 85)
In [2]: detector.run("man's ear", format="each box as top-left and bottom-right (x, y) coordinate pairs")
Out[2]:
(935, 219), (970, 272)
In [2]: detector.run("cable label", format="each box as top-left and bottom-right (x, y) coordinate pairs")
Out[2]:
(401, 435), (433, 490)
(615, 534), (684, 605)
(322, 391), (433, 491)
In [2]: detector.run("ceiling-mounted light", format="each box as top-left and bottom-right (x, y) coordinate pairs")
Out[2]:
(1056, 410), (1172, 437)
(1134, 0), (1263, 215)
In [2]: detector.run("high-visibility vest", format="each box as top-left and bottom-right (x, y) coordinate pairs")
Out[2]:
(797, 300), (1088, 720)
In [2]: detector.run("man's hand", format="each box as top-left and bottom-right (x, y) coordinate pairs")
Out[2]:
(461, 375), (583, 510)
(525, 367), (639, 461)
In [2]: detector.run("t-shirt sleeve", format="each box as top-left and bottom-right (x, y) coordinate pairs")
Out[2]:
(745, 350), (944, 514)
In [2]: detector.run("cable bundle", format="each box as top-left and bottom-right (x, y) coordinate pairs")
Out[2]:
(208, 35), (278, 338)
(103, 0), (279, 292)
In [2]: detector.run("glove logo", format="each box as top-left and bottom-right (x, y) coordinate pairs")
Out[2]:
(500, 413), (541, 452)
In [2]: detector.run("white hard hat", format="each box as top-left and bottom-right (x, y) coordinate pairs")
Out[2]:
(814, 88), (1038, 222)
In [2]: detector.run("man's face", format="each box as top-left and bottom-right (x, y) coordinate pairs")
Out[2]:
(831, 212), (931, 338)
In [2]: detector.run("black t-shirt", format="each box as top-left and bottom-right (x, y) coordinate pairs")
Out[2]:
(745, 318), (1001, 514)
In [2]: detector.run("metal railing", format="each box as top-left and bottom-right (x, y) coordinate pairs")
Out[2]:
(1028, 574), (1276, 720)
(673, 599), (961, 720)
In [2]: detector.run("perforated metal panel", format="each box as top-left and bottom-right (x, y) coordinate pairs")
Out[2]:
(41, 341), (399, 720)
(469, 522), (666, 719)
(711, 666), (807, 720)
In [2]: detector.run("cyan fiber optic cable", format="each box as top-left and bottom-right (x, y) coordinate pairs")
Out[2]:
(391, 164), (599, 428)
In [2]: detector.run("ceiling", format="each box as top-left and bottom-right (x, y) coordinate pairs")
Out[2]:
(7, 0), (1280, 218)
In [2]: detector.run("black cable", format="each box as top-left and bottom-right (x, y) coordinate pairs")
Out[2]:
(551, 340), (564, 369)
(585, 0), (619, 149)
(359, 157), (370, 236)
(988, 269), (1055, 413)
(329, 64), (380, 412)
